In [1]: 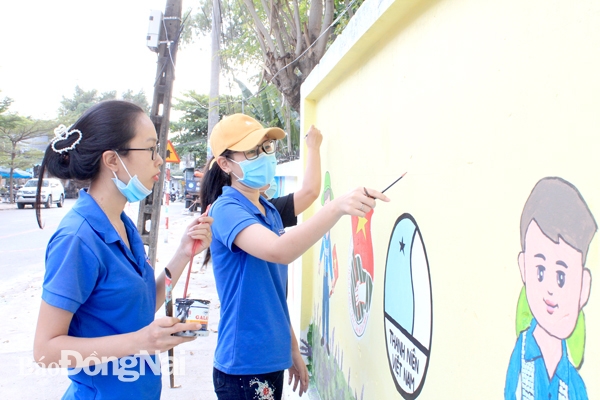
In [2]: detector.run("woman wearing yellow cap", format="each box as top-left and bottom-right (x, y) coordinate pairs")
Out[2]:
(200, 114), (389, 399)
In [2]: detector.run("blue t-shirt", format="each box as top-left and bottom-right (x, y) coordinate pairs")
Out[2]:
(505, 318), (587, 400)
(209, 186), (292, 375)
(42, 190), (160, 399)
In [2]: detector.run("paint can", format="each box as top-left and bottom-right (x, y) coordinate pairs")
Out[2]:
(173, 298), (210, 337)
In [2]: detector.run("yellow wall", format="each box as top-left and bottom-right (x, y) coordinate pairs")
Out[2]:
(295, 0), (600, 398)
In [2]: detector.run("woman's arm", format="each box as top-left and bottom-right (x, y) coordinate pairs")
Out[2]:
(155, 214), (213, 311)
(288, 325), (309, 396)
(293, 125), (322, 216)
(33, 301), (200, 367)
(234, 187), (389, 264)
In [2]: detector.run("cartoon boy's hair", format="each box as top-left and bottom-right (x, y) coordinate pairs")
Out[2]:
(520, 177), (597, 264)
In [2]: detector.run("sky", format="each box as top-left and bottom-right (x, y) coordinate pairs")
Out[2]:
(0, 0), (217, 120)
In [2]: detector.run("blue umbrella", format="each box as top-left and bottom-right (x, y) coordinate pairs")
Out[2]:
(0, 167), (32, 179)
(14, 168), (32, 178)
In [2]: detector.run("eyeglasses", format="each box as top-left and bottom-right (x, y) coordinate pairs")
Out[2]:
(241, 139), (277, 160)
(116, 144), (160, 160)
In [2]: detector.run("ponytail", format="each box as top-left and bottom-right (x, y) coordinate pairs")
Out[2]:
(200, 152), (233, 266)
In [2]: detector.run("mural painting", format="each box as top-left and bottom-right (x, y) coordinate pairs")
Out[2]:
(384, 214), (433, 399)
(505, 177), (597, 399)
(302, 171), (365, 400)
(319, 171), (339, 353)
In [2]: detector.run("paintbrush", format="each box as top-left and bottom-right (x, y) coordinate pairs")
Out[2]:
(164, 268), (179, 388)
(182, 204), (211, 300)
(364, 172), (407, 198)
(380, 172), (407, 194)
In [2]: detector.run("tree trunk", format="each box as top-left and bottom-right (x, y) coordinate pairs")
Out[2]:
(242, 0), (337, 112)
(9, 142), (16, 203)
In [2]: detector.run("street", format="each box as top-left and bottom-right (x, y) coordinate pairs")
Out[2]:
(0, 200), (75, 284)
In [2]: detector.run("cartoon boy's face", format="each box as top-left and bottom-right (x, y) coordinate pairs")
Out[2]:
(519, 220), (592, 339)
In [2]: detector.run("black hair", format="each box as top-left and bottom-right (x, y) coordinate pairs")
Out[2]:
(36, 100), (145, 228)
(200, 150), (234, 266)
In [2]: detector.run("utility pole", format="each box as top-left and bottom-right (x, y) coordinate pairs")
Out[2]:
(206, 0), (221, 159)
(137, 0), (182, 267)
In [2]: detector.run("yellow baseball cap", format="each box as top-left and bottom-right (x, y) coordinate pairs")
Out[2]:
(210, 114), (286, 157)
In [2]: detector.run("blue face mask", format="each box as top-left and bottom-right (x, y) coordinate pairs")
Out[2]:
(263, 178), (278, 199)
(112, 152), (153, 203)
(229, 152), (276, 189)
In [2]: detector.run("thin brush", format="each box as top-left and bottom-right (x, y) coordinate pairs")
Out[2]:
(182, 204), (211, 299)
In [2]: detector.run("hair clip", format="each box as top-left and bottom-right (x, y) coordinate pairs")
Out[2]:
(51, 124), (83, 154)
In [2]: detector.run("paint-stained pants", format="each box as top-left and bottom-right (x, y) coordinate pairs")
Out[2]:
(213, 368), (284, 400)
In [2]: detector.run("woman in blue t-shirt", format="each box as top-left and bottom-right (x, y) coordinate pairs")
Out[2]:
(33, 100), (213, 399)
(200, 114), (389, 399)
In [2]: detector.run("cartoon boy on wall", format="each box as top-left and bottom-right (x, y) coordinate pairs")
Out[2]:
(505, 177), (597, 400)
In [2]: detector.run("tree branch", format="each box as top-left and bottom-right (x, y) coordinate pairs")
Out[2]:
(292, 1), (304, 58)
(314, 0), (335, 57)
(276, 5), (294, 49)
(242, 0), (279, 56)
(271, 5), (290, 54)
(307, 0), (323, 42)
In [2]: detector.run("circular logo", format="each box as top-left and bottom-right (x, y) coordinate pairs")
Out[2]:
(384, 214), (432, 399)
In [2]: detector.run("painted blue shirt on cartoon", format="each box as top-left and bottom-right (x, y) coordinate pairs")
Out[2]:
(319, 230), (332, 353)
(505, 319), (587, 400)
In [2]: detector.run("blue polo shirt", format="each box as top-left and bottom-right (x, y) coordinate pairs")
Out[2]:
(209, 186), (292, 375)
(42, 190), (160, 399)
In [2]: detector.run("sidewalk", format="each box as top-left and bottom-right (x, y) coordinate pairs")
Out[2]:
(0, 207), (220, 399)
(0, 200), (16, 210)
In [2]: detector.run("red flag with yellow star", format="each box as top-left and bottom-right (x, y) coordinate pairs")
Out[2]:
(351, 209), (374, 280)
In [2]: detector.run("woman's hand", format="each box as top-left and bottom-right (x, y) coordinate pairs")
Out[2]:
(179, 214), (213, 258)
(332, 187), (390, 218)
(305, 125), (323, 149)
(288, 346), (309, 396)
(134, 317), (201, 353)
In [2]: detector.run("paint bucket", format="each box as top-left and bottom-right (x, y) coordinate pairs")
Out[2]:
(173, 298), (210, 337)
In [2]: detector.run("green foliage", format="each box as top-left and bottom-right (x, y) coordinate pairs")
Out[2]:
(0, 138), (10, 165)
(58, 86), (151, 125)
(332, 0), (366, 38)
(235, 80), (300, 162)
(305, 322), (314, 376)
(170, 90), (242, 168)
(184, 1), (263, 75)
(58, 86), (102, 124)
(169, 80), (302, 168)
(185, 0), (366, 111)
(0, 109), (53, 200)
(122, 89), (151, 114)
(11, 147), (45, 170)
(0, 93), (13, 115)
